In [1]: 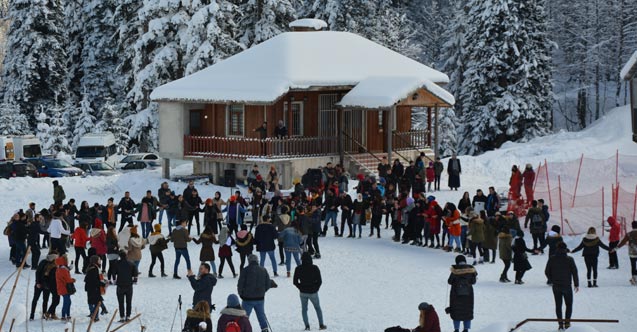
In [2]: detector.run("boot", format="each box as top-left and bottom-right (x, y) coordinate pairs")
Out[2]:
(593, 280), (598, 287)
(287, 272), (291, 278)
(173, 274), (181, 279)
(587, 280), (592, 288)
(499, 276), (508, 283)
(148, 271), (156, 278)
(319, 325), (327, 330)
(161, 271), (168, 277)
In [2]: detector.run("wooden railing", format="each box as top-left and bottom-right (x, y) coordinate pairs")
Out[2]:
(393, 129), (430, 151)
(184, 136), (338, 159)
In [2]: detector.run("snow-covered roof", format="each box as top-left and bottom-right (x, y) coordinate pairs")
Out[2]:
(338, 76), (455, 109)
(150, 31), (449, 104)
(621, 50), (637, 80)
(289, 18), (327, 31)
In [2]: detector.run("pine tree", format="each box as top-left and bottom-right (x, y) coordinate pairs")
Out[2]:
(237, 0), (297, 48)
(182, 0), (243, 75)
(440, 0), (468, 116)
(63, 0), (85, 108)
(47, 104), (72, 154)
(0, 102), (30, 135)
(72, 95), (97, 148)
(114, 0), (144, 116)
(436, 108), (458, 157)
(1, 0), (67, 128)
(459, 0), (553, 155)
(98, 101), (130, 154)
(35, 109), (51, 153)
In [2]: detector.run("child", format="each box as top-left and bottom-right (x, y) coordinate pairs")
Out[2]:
(425, 162), (435, 192)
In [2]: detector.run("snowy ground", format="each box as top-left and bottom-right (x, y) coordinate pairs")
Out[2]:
(1, 106), (636, 332)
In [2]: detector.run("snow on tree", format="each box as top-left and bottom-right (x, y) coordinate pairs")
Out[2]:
(237, 0), (296, 47)
(47, 104), (72, 154)
(440, 0), (468, 116)
(1, 0), (67, 128)
(98, 101), (130, 154)
(435, 107), (458, 157)
(182, 0), (243, 75)
(459, 0), (553, 155)
(0, 102), (30, 135)
(72, 95), (97, 148)
(35, 109), (51, 153)
(113, 0), (144, 117)
(63, 0), (85, 109)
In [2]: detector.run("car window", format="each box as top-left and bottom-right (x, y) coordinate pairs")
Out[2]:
(122, 162), (135, 170)
(148, 161), (161, 167)
(136, 162), (146, 169)
(46, 159), (72, 168)
(144, 154), (158, 160)
(28, 160), (43, 168)
(121, 155), (142, 163)
(0, 163), (12, 172)
(77, 164), (90, 171)
(92, 163), (114, 171)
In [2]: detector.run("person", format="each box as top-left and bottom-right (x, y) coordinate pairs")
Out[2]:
(378, 156), (390, 179)
(217, 294), (252, 332)
(571, 227), (610, 287)
(522, 164), (535, 205)
(71, 222), (89, 274)
(415, 302), (440, 332)
(193, 226), (219, 277)
(509, 165), (523, 201)
(48, 210), (70, 255)
(322, 188), (339, 236)
(89, 220), (108, 273)
(443, 203), (461, 252)
(166, 191), (178, 234)
(542, 225), (564, 258)
(117, 192), (136, 232)
(447, 255), (477, 332)
(280, 222), (303, 277)
(11, 211), (28, 268)
(616, 220), (637, 285)
(247, 164), (261, 187)
(31, 251), (58, 321)
(186, 189), (204, 236)
(472, 189), (487, 214)
(218, 226), (237, 278)
(55, 255), (75, 321)
(512, 232), (534, 284)
(188, 263), (218, 310)
(485, 187), (500, 217)
(63, 199), (79, 235)
(148, 224), (168, 278)
(238, 254), (278, 332)
(254, 122), (268, 155)
(114, 250), (138, 322)
(425, 162), (435, 192)
(183, 301), (213, 332)
(53, 180), (66, 206)
(138, 190), (158, 239)
(293, 252), (326, 331)
(496, 212), (513, 282)
(480, 211), (497, 263)
(106, 226), (119, 284)
(545, 242), (579, 331)
(433, 157), (444, 191)
(27, 209), (43, 267)
(447, 154), (461, 191)
(171, 219), (193, 279)
(524, 200), (545, 252)
(467, 213), (484, 265)
(212, 192), (227, 234)
(157, 182), (171, 225)
(458, 193), (471, 217)
(236, 226), (254, 270)
(127, 226), (145, 270)
(84, 255), (105, 322)
(607, 216), (621, 269)
(254, 215), (279, 276)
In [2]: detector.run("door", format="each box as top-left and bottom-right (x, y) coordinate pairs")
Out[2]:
(318, 94), (338, 137)
(189, 109), (214, 136)
(343, 109), (366, 153)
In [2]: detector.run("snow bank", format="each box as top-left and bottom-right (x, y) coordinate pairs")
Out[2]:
(289, 18), (327, 30)
(620, 50), (637, 79)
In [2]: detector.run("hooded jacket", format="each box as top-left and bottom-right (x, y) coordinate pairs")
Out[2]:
(447, 264), (477, 321)
(254, 221), (278, 252)
(607, 216), (621, 242)
(183, 309), (213, 332)
(545, 248), (579, 287)
(217, 307), (252, 332)
(293, 254), (322, 294)
(571, 234), (610, 257)
(89, 221), (107, 255)
(279, 227), (303, 252)
(55, 256), (75, 296)
(127, 235), (145, 261)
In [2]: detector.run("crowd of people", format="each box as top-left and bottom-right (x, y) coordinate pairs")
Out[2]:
(3, 155), (637, 332)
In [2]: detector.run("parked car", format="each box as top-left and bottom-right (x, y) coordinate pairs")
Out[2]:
(75, 132), (119, 168)
(120, 160), (161, 171)
(118, 153), (159, 167)
(74, 162), (118, 177)
(24, 157), (84, 177)
(0, 161), (39, 179)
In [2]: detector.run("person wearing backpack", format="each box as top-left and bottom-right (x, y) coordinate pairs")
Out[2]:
(55, 255), (76, 321)
(524, 200), (545, 252)
(447, 255), (477, 332)
(616, 220), (637, 285)
(293, 252), (326, 331)
(217, 294), (252, 332)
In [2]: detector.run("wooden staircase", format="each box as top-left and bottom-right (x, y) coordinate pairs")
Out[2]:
(346, 148), (435, 178)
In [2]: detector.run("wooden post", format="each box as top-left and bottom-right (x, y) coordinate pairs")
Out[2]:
(427, 107), (432, 147)
(387, 106), (394, 163)
(109, 314), (141, 332)
(337, 107), (344, 166)
(105, 309), (119, 332)
(86, 301), (102, 332)
(434, 106), (440, 159)
(287, 95), (293, 138)
(0, 246), (30, 332)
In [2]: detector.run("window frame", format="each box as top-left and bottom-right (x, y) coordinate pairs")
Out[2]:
(225, 104), (245, 137)
(283, 101), (304, 137)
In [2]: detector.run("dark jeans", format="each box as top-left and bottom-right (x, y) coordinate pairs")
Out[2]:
(532, 232), (545, 250)
(219, 257), (236, 276)
(119, 215), (133, 232)
(501, 259), (511, 279)
(584, 256), (598, 280)
(51, 238), (66, 255)
(278, 241), (285, 264)
(306, 233), (320, 254)
(483, 248), (496, 262)
(552, 285), (573, 326)
(174, 248), (191, 275)
(434, 175), (441, 191)
(340, 211), (352, 236)
(392, 224), (402, 241)
(631, 257), (637, 276)
(14, 241), (26, 266)
(609, 241), (619, 268)
(117, 286), (133, 318)
(108, 259), (118, 282)
(370, 215), (381, 237)
(188, 211), (201, 235)
(149, 252), (165, 274)
(47, 292), (60, 315)
(74, 247), (88, 273)
(471, 242), (484, 259)
(31, 286), (50, 317)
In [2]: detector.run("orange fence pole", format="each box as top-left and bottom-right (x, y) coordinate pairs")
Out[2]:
(533, 161), (541, 192)
(558, 175), (564, 232)
(545, 159), (553, 211)
(571, 153), (584, 208)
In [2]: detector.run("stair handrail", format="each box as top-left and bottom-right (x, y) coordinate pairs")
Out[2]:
(393, 130), (435, 163)
(509, 318), (619, 332)
(343, 151), (376, 175)
(341, 131), (383, 164)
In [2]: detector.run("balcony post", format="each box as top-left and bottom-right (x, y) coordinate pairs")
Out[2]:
(337, 106), (344, 166)
(427, 107), (432, 147)
(434, 105), (440, 159)
(387, 106), (394, 163)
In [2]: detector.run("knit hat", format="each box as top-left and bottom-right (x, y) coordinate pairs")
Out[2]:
(229, 195), (237, 202)
(153, 224), (162, 233)
(256, 174), (262, 181)
(227, 294), (241, 308)
(248, 254), (259, 263)
(205, 198), (213, 205)
(551, 225), (561, 233)
(427, 195), (435, 202)
(418, 302), (431, 310)
(455, 255), (466, 265)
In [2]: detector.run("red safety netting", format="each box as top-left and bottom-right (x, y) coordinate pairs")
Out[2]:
(509, 152), (637, 236)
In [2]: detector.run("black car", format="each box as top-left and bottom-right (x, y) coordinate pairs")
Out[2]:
(0, 161), (39, 179)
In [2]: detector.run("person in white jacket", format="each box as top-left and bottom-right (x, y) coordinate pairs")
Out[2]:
(48, 211), (70, 254)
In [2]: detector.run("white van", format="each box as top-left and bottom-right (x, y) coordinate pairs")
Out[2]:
(0, 136), (15, 160)
(75, 132), (119, 167)
(13, 135), (42, 159)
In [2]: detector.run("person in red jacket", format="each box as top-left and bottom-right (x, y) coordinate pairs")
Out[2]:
(607, 216), (621, 269)
(384, 302), (440, 332)
(443, 203), (462, 252)
(425, 162), (435, 192)
(90, 220), (108, 273)
(71, 222), (89, 274)
(425, 197), (442, 248)
(522, 164), (535, 207)
(55, 256), (76, 321)
(509, 165), (523, 201)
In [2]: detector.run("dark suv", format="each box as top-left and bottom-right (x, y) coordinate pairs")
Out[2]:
(0, 161), (39, 179)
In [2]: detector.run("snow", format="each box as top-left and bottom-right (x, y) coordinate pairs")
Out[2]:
(150, 31), (449, 104)
(621, 50), (637, 80)
(338, 76), (455, 109)
(1, 107), (637, 332)
(288, 18), (328, 30)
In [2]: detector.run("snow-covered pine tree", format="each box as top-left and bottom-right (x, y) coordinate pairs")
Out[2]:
(47, 104), (72, 154)
(35, 109), (51, 153)
(98, 101), (129, 154)
(1, 0), (67, 128)
(113, 0), (143, 117)
(0, 102), (30, 135)
(72, 95), (97, 148)
(459, 0), (552, 155)
(237, 0), (297, 47)
(182, 0), (243, 75)
(80, 0), (119, 115)
(63, 0), (85, 109)
(435, 107), (458, 157)
(440, 0), (468, 116)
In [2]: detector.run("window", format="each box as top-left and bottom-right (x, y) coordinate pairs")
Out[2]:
(318, 94), (338, 137)
(378, 110), (397, 131)
(226, 104), (245, 137)
(284, 101), (304, 136)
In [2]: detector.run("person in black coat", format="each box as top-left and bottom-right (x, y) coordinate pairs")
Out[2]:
(339, 193), (353, 237)
(114, 250), (138, 322)
(447, 154), (461, 190)
(447, 255), (477, 332)
(545, 242), (579, 331)
(571, 227), (609, 287)
(293, 252), (326, 330)
(84, 255), (105, 321)
(188, 263), (218, 311)
(117, 192), (136, 232)
(183, 301), (213, 332)
(254, 216), (279, 276)
(512, 233), (534, 284)
(27, 214), (46, 269)
(30, 251), (58, 320)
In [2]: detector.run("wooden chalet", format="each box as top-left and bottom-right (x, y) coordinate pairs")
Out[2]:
(622, 50), (637, 143)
